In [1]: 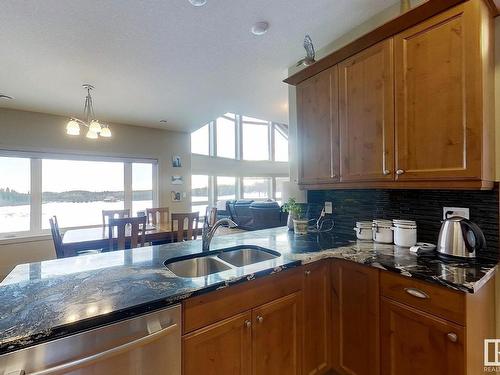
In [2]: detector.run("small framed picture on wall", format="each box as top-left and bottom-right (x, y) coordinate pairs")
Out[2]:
(171, 191), (182, 202)
(172, 155), (182, 168)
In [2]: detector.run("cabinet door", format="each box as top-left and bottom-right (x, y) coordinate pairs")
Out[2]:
(394, 3), (481, 180)
(252, 292), (303, 375)
(339, 39), (394, 182)
(331, 260), (379, 375)
(381, 298), (464, 375)
(303, 261), (332, 375)
(183, 311), (252, 375)
(296, 66), (339, 184)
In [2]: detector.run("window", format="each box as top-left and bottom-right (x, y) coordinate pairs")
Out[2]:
(274, 124), (289, 162)
(132, 163), (153, 215)
(191, 123), (209, 155)
(274, 177), (289, 204)
(216, 176), (236, 201)
(0, 152), (157, 238)
(216, 116), (235, 159)
(191, 175), (209, 217)
(0, 156), (31, 234)
(243, 122), (270, 161)
(243, 177), (271, 199)
(42, 160), (124, 229)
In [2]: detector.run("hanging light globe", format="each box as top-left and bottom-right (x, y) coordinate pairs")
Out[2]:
(100, 125), (112, 138)
(66, 120), (80, 135)
(86, 130), (98, 139)
(89, 120), (102, 133)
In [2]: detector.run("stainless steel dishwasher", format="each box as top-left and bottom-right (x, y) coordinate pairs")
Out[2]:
(0, 304), (181, 375)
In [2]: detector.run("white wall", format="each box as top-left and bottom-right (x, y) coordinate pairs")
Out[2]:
(192, 154), (288, 177)
(0, 108), (191, 277)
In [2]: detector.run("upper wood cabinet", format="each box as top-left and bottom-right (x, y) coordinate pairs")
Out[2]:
(394, 1), (493, 182)
(290, 0), (494, 190)
(296, 66), (339, 184)
(339, 39), (394, 182)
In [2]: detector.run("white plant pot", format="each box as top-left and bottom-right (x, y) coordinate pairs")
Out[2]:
(293, 219), (308, 235)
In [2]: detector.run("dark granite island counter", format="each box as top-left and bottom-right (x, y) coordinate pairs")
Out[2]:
(0, 227), (497, 355)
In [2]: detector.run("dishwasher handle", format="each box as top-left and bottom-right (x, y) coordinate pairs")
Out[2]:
(24, 323), (178, 375)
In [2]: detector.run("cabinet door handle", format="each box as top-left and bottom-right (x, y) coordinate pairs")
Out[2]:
(396, 169), (405, 175)
(404, 287), (429, 299)
(256, 316), (264, 323)
(383, 170), (391, 175)
(304, 270), (311, 276)
(244, 320), (251, 328)
(447, 332), (458, 342)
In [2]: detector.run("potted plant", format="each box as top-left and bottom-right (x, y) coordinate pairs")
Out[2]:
(282, 198), (308, 235)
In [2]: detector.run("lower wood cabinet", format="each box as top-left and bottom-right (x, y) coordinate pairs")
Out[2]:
(302, 261), (332, 375)
(331, 259), (380, 375)
(183, 311), (252, 375)
(380, 297), (464, 375)
(253, 292), (303, 375)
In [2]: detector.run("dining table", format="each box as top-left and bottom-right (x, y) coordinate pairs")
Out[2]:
(62, 223), (199, 257)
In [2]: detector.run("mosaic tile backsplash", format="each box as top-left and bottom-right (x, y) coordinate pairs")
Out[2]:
(307, 189), (499, 260)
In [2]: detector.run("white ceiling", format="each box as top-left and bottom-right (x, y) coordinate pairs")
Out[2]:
(0, 0), (398, 132)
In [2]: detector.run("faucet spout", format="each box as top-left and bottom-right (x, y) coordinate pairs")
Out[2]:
(202, 218), (238, 252)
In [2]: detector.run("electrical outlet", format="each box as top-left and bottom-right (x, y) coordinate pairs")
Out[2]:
(324, 201), (333, 214)
(443, 207), (469, 220)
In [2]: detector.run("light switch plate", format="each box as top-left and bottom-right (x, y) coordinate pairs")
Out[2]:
(443, 207), (469, 220)
(324, 201), (333, 214)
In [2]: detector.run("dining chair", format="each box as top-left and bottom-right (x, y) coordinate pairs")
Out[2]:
(49, 216), (65, 258)
(171, 212), (200, 242)
(102, 209), (131, 226)
(147, 207), (170, 227)
(108, 216), (147, 251)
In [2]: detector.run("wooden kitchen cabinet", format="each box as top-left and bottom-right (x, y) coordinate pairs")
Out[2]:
(394, 1), (493, 182)
(183, 311), (252, 375)
(339, 39), (394, 182)
(252, 292), (303, 375)
(302, 261), (332, 375)
(380, 298), (465, 375)
(296, 65), (339, 184)
(331, 260), (380, 375)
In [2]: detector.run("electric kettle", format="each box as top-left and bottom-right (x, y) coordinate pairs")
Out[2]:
(437, 216), (486, 258)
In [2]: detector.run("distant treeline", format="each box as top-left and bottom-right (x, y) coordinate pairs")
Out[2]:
(0, 188), (152, 207)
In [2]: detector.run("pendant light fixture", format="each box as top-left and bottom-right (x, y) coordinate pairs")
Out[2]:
(66, 84), (111, 139)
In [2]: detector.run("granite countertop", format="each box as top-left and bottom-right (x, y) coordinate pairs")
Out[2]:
(0, 226), (497, 355)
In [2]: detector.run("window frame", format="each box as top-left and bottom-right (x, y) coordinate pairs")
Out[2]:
(0, 149), (158, 240)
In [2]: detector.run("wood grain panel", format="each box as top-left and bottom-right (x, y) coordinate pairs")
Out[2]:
(339, 39), (394, 182)
(183, 311), (252, 375)
(331, 260), (380, 375)
(381, 298), (465, 375)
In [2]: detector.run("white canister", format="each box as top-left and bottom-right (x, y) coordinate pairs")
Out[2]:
(392, 220), (417, 247)
(372, 219), (393, 243)
(353, 221), (373, 241)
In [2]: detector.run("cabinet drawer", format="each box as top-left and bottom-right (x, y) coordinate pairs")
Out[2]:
(380, 271), (465, 325)
(183, 267), (303, 334)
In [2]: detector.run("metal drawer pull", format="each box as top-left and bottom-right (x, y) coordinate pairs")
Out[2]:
(383, 169), (391, 175)
(26, 323), (178, 375)
(404, 287), (429, 299)
(447, 332), (458, 342)
(396, 169), (405, 175)
(304, 270), (311, 276)
(245, 320), (251, 328)
(257, 316), (264, 323)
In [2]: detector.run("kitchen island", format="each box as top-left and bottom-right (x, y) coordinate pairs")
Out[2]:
(0, 227), (497, 374)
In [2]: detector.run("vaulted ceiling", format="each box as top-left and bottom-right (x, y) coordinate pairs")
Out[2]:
(0, 0), (398, 132)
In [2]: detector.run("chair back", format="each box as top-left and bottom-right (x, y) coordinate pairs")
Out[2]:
(108, 216), (147, 251)
(49, 216), (65, 258)
(171, 212), (200, 242)
(206, 207), (217, 226)
(102, 209), (131, 226)
(147, 207), (170, 227)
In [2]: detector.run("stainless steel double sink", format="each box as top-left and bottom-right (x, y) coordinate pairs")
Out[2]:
(164, 245), (280, 278)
